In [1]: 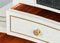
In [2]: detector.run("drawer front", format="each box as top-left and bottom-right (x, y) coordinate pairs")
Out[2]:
(9, 15), (60, 43)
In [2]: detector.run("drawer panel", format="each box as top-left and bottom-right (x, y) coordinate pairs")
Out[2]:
(9, 15), (48, 43)
(10, 15), (60, 43)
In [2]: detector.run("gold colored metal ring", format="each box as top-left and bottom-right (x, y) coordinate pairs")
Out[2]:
(33, 29), (41, 36)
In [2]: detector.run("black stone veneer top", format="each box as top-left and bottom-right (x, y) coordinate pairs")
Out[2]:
(37, 0), (60, 10)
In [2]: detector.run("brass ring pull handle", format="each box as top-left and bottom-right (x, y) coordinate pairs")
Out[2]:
(33, 29), (41, 36)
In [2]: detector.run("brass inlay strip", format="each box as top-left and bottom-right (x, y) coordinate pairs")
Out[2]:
(9, 15), (60, 43)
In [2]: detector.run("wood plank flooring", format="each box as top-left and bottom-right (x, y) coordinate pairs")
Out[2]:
(12, 3), (60, 22)
(0, 32), (35, 43)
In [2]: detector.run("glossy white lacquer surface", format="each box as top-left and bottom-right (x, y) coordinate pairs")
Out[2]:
(7, 9), (60, 43)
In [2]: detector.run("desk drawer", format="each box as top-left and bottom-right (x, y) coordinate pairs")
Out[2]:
(8, 15), (60, 43)
(7, 3), (60, 43)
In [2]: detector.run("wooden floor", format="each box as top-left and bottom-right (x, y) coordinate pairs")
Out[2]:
(12, 3), (60, 22)
(0, 32), (35, 43)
